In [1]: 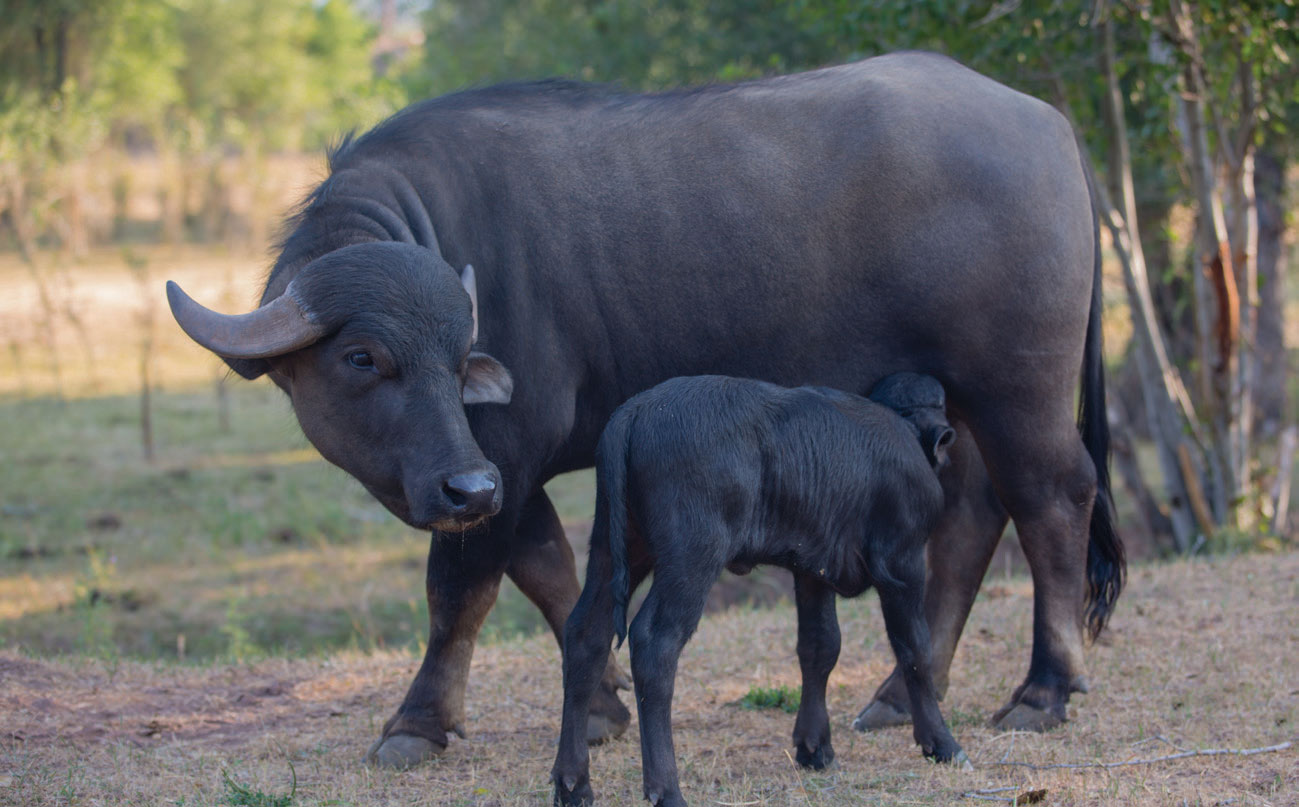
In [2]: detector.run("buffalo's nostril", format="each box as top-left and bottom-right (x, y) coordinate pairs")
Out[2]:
(443, 473), (498, 515)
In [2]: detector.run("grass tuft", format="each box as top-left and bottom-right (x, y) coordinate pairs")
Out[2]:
(737, 684), (801, 713)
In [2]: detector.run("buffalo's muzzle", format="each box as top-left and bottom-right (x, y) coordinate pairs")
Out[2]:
(443, 471), (501, 517)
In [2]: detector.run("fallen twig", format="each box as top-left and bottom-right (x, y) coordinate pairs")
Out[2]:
(961, 786), (1018, 800)
(990, 740), (1291, 771)
(961, 786), (1046, 804)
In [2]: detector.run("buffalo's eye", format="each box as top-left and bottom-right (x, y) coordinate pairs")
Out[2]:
(348, 351), (376, 371)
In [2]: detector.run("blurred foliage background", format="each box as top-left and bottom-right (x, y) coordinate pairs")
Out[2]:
(1, 0), (1298, 660)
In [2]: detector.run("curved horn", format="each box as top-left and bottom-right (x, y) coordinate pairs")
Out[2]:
(166, 280), (327, 359)
(460, 264), (479, 344)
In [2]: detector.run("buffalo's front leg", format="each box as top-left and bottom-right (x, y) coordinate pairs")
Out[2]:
(508, 490), (631, 744)
(366, 527), (507, 768)
(791, 574), (839, 770)
(855, 426), (1008, 731)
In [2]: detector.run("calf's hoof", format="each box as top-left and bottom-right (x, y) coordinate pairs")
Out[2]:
(364, 733), (446, 768)
(852, 698), (910, 732)
(553, 774), (594, 807)
(991, 701), (1064, 732)
(587, 684), (632, 745)
(794, 741), (835, 770)
(922, 741), (970, 768)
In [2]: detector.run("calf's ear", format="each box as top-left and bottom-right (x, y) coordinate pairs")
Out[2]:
(463, 351), (513, 405)
(928, 426), (956, 469)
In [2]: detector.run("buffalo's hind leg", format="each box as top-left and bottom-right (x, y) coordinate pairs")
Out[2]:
(855, 424), (1008, 731)
(973, 399), (1098, 732)
(508, 489), (631, 745)
(874, 543), (967, 766)
(792, 574), (840, 769)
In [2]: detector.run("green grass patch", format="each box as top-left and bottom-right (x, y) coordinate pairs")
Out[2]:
(221, 762), (296, 807)
(737, 684), (801, 713)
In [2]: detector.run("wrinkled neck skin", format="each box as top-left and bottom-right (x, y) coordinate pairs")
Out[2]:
(265, 161), (444, 304)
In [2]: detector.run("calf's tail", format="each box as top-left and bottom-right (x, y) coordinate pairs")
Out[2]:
(1079, 160), (1126, 640)
(598, 410), (635, 647)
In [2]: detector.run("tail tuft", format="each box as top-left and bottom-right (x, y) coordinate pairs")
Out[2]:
(1079, 158), (1126, 639)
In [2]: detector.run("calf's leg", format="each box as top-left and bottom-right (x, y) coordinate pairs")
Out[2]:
(792, 574), (840, 770)
(508, 490), (631, 744)
(552, 520), (621, 807)
(630, 581), (713, 807)
(874, 544), (966, 765)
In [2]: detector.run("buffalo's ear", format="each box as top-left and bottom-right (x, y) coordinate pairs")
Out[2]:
(463, 351), (512, 405)
(225, 357), (270, 380)
(929, 426), (956, 468)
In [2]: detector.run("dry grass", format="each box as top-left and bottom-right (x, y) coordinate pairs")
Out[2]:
(3, 552), (1296, 806)
(0, 245), (273, 399)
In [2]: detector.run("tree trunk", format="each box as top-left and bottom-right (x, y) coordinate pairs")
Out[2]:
(1253, 145), (1287, 436)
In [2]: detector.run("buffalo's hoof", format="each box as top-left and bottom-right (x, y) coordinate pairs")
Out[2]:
(644, 786), (687, 807)
(794, 741), (835, 770)
(991, 701), (1064, 732)
(587, 685), (631, 744)
(951, 749), (974, 770)
(852, 699), (910, 731)
(364, 733), (446, 768)
(586, 708), (630, 745)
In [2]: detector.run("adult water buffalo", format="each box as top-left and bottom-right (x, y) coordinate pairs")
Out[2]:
(168, 51), (1123, 768)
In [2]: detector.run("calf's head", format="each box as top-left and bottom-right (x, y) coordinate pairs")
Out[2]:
(868, 373), (955, 470)
(167, 242), (512, 531)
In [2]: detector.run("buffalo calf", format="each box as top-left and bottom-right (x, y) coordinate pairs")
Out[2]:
(552, 373), (967, 807)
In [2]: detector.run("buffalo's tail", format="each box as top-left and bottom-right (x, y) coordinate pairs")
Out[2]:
(598, 409), (635, 647)
(1079, 160), (1126, 640)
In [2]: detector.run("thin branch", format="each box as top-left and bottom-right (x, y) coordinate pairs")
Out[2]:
(1232, 59), (1258, 166)
(961, 787), (1047, 805)
(989, 740), (1292, 771)
(1200, 59), (1240, 175)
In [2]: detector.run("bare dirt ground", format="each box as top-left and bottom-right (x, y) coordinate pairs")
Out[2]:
(3, 552), (1297, 807)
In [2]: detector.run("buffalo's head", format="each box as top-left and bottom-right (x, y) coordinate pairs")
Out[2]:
(868, 372), (955, 470)
(167, 242), (512, 531)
